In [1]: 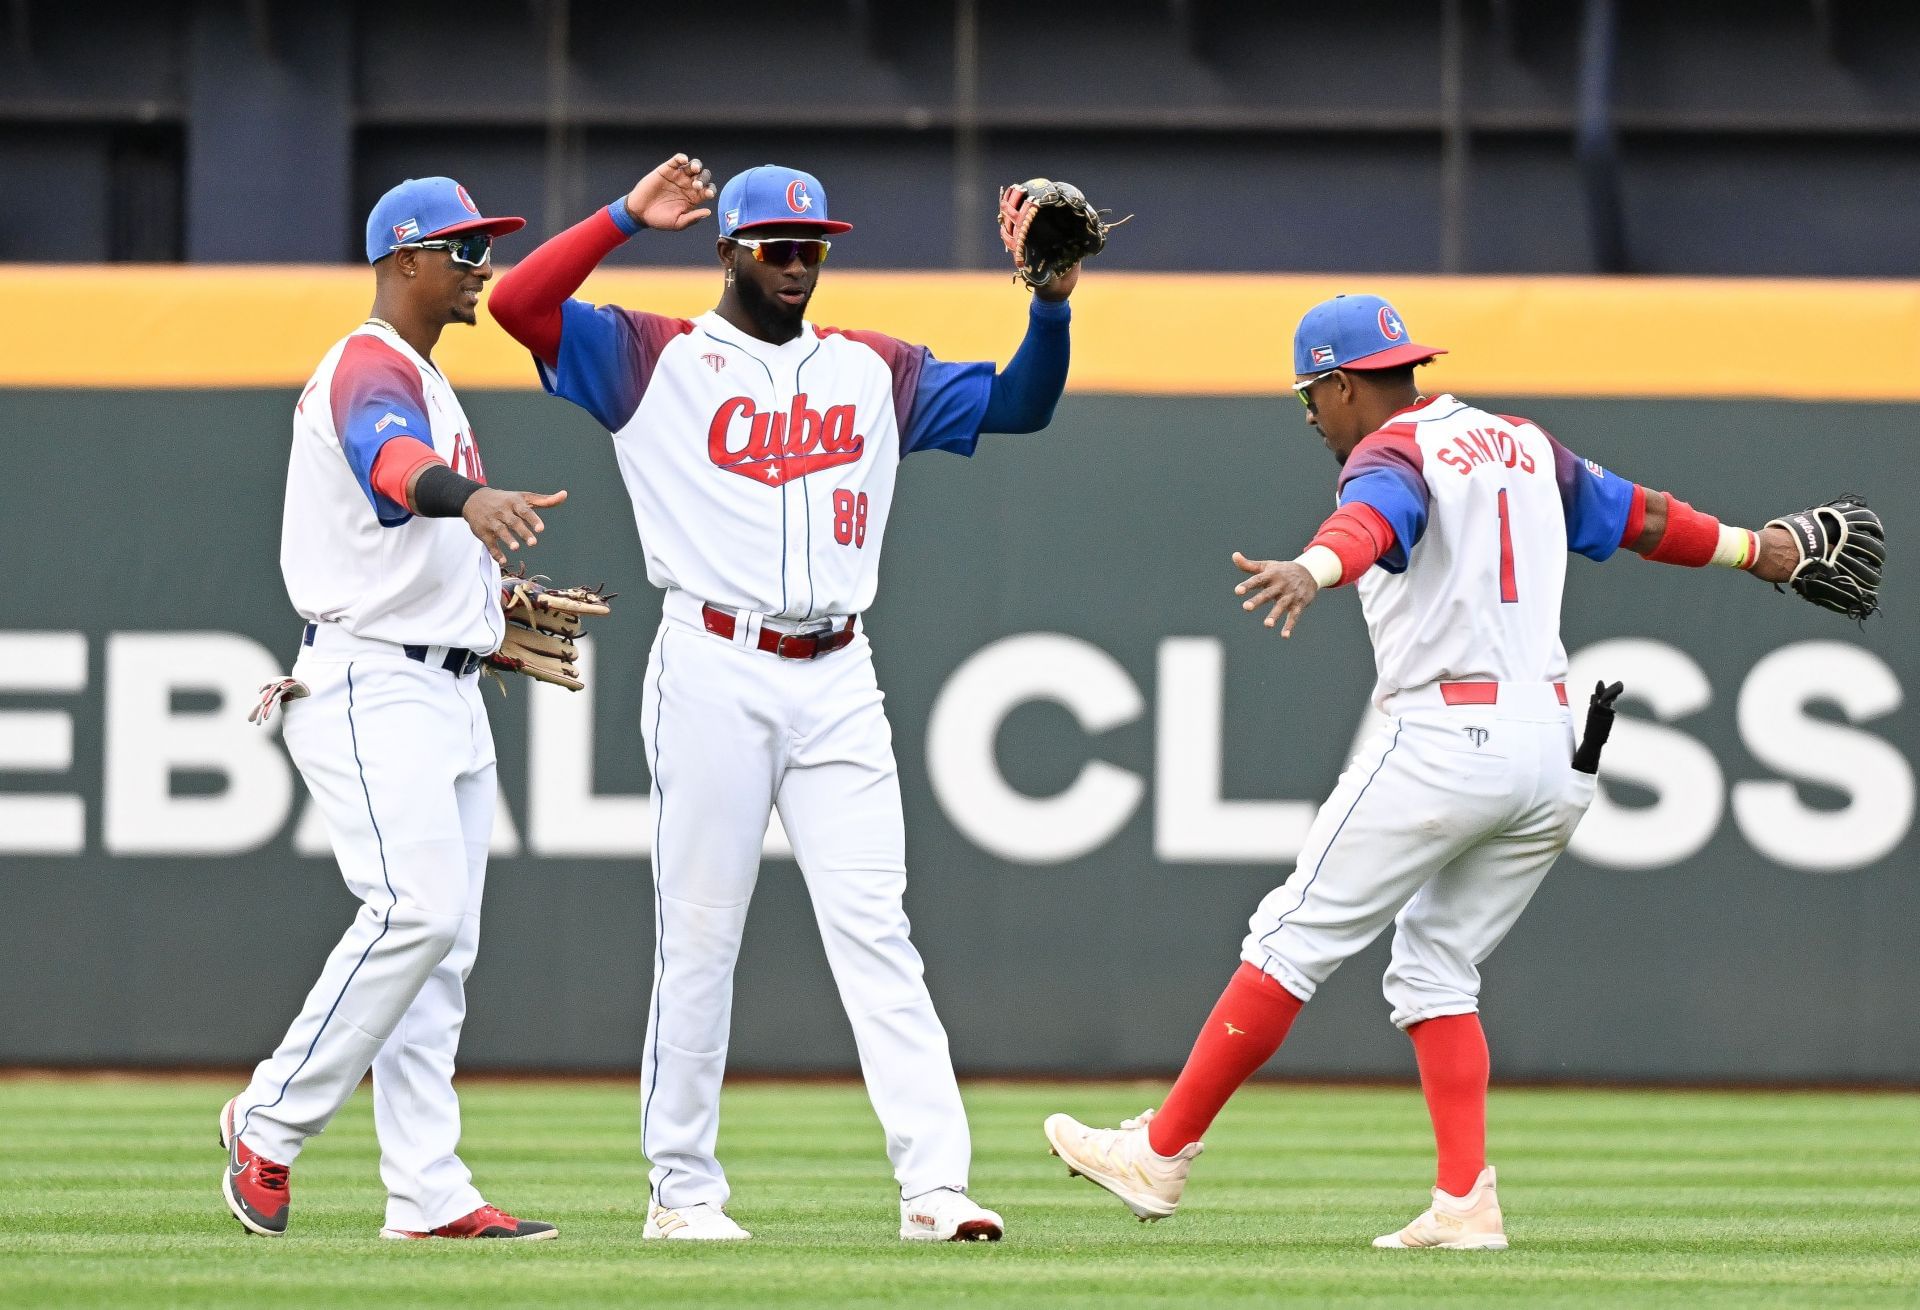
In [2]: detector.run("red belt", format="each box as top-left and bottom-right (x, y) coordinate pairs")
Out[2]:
(1439, 681), (1568, 706)
(702, 604), (856, 660)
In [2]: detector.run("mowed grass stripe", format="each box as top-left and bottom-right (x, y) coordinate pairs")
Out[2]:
(1, 1077), (1916, 1309)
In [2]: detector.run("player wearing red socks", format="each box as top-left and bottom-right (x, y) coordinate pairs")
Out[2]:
(1046, 293), (1820, 1248)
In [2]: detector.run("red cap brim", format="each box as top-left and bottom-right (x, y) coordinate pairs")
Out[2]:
(423, 215), (528, 240)
(732, 218), (854, 236)
(1341, 343), (1446, 370)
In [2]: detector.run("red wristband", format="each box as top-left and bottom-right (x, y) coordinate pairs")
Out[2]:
(1645, 492), (1721, 567)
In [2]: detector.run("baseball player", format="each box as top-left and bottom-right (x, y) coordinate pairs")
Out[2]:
(1043, 293), (1821, 1250)
(220, 177), (563, 1241)
(489, 154), (1078, 1242)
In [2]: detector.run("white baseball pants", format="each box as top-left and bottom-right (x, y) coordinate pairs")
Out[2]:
(234, 632), (493, 1232)
(1242, 683), (1597, 1028)
(639, 596), (970, 1209)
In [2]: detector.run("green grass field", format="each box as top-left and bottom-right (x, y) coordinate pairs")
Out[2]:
(3, 1076), (1917, 1309)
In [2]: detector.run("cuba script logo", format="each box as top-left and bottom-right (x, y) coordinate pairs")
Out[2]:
(707, 392), (864, 486)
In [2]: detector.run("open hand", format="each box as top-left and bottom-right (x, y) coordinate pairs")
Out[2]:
(1232, 551), (1319, 637)
(624, 154), (716, 232)
(464, 488), (569, 564)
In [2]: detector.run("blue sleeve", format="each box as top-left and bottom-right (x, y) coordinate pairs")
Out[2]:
(980, 297), (1072, 434)
(1548, 436), (1636, 561)
(533, 299), (651, 433)
(332, 335), (432, 527)
(899, 357), (995, 456)
(1338, 472), (1428, 573)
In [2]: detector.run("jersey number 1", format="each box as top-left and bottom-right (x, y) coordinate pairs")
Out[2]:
(1496, 488), (1518, 603)
(833, 490), (869, 548)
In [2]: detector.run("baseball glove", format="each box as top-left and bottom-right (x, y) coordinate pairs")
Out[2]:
(1765, 493), (1884, 620)
(996, 179), (1125, 290)
(487, 576), (615, 692)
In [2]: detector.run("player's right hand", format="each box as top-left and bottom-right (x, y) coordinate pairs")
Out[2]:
(1232, 551), (1319, 638)
(464, 488), (569, 564)
(624, 154), (716, 232)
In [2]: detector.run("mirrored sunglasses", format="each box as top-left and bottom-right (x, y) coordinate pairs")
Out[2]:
(393, 232), (493, 268)
(1293, 368), (1341, 412)
(730, 236), (831, 268)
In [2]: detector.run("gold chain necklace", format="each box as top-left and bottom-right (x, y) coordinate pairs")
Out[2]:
(364, 317), (399, 335)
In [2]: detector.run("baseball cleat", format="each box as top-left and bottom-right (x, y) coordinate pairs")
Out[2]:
(379, 1203), (557, 1240)
(1042, 1107), (1201, 1222)
(643, 1201), (751, 1241)
(898, 1187), (1004, 1242)
(1372, 1165), (1507, 1250)
(218, 1098), (291, 1236)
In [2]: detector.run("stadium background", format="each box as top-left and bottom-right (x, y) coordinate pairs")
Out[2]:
(3, 0), (1916, 1085)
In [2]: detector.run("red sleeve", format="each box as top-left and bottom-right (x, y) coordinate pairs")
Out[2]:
(1307, 501), (1397, 586)
(489, 207), (630, 368)
(1618, 483), (1649, 549)
(368, 436), (445, 513)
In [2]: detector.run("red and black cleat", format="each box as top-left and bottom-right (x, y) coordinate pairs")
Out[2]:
(218, 1099), (291, 1236)
(380, 1203), (558, 1241)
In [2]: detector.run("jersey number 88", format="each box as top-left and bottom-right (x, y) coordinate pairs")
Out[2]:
(833, 489), (869, 548)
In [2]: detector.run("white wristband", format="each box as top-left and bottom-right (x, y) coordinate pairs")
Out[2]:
(1294, 544), (1344, 588)
(1710, 524), (1759, 570)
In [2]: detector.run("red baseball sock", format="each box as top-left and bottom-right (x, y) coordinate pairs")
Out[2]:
(1408, 1013), (1490, 1197)
(1147, 962), (1304, 1156)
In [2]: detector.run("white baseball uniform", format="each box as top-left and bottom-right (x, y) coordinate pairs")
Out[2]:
(534, 293), (1068, 1209)
(1243, 394), (1634, 1025)
(234, 321), (504, 1233)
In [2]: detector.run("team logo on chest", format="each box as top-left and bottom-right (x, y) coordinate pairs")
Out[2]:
(707, 392), (865, 487)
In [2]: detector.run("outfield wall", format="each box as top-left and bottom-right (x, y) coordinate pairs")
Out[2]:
(2, 272), (1915, 1082)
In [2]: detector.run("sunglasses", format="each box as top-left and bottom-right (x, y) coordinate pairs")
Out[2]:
(392, 232), (493, 268)
(1292, 368), (1342, 413)
(729, 236), (831, 268)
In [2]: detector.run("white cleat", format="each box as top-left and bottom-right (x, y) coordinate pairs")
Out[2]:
(1372, 1165), (1508, 1250)
(1042, 1107), (1202, 1222)
(643, 1201), (752, 1241)
(899, 1187), (1004, 1242)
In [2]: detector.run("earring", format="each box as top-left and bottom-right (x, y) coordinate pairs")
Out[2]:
(725, 264), (736, 289)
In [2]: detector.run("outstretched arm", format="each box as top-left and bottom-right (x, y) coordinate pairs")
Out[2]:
(1623, 487), (1796, 583)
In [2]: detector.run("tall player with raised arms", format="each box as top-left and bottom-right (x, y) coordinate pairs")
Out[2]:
(490, 154), (1079, 1242)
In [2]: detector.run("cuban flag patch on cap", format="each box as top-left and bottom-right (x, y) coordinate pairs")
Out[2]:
(1310, 344), (1337, 367)
(391, 218), (420, 243)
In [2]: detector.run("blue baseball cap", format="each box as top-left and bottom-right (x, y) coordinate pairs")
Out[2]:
(365, 177), (525, 264)
(716, 165), (853, 238)
(1292, 294), (1445, 375)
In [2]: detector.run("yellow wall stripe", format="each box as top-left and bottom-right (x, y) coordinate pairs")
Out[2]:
(4, 265), (1918, 398)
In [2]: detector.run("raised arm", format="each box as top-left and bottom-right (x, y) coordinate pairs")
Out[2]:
(979, 296), (1072, 434)
(490, 154), (714, 367)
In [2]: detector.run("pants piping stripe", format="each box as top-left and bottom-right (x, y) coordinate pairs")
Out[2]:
(642, 631), (675, 1206)
(1257, 719), (1404, 956)
(241, 663), (400, 1144)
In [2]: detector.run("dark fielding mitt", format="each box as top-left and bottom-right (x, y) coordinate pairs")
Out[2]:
(1766, 493), (1884, 620)
(996, 179), (1125, 290)
(488, 576), (614, 692)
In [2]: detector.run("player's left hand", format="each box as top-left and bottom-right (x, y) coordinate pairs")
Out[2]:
(1034, 263), (1079, 301)
(1232, 551), (1319, 637)
(1748, 524), (1799, 585)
